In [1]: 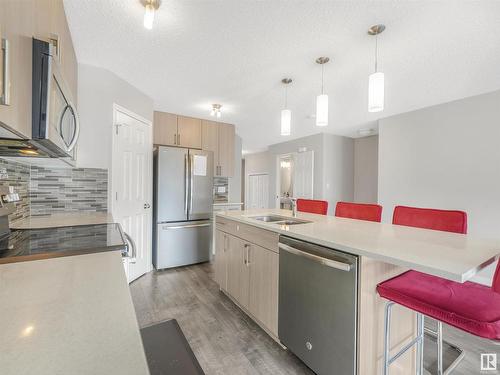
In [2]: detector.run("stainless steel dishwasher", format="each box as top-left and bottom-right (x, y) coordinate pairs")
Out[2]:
(278, 236), (358, 375)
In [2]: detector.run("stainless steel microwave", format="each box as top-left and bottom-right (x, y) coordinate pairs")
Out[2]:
(0, 38), (79, 164)
(31, 38), (80, 160)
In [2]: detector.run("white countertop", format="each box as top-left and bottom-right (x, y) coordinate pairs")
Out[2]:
(213, 202), (243, 206)
(10, 212), (115, 229)
(0, 252), (150, 375)
(216, 209), (500, 283)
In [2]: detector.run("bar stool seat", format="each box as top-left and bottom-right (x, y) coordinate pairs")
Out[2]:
(378, 270), (500, 340)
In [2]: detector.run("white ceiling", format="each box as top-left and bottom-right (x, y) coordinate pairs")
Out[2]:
(64, 0), (500, 153)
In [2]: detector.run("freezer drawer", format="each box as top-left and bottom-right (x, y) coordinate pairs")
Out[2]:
(154, 221), (212, 269)
(278, 236), (358, 375)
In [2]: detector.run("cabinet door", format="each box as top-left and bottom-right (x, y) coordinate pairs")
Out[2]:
(178, 116), (202, 149)
(201, 119), (218, 175)
(217, 123), (235, 177)
(0, 0), (34, 138)
(51, 0), (78, 104)
(248, 244), (279, 335)
(153, 111), (178, 146)
(226, 236), (250, 309)
(215, 230), (228, 291)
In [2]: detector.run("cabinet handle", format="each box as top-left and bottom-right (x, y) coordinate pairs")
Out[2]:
(174, 134), (177, 145)
(178, 133), (181, 145)
(244, 244), (251, 266)
(1, 38), (10, 106)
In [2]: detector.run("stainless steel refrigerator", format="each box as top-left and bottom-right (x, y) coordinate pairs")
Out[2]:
(153, 146), (213, 269)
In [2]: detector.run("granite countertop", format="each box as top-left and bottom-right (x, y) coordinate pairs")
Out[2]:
(216, 208), (500, 283)
(0, 251), (150, 375)
(0, 223), (127, 265)
(10, 212), (115, 230)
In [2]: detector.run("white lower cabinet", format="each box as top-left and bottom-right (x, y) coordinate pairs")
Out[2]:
(215, 227), (279, 337)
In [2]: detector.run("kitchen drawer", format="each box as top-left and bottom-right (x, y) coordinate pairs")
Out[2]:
(215, 216), (279, 253)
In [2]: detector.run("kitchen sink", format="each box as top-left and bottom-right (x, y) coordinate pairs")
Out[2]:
(248, 215), (311, 225)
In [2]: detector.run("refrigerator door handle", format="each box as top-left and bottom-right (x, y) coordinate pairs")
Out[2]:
(184, 153), (189, 215)
(162, 223), (211, 230)
(189, 154), (194, 215)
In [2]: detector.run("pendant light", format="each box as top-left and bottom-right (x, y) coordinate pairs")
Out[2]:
(280, 78), (292, 136)
(368, 24), (385, 112)
(142, 0), (161, 30)
(315, 57), (330, 127)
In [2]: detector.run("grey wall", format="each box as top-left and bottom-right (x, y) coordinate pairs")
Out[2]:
(77, 64), (154, 170)
(378, 89), (500, 284)
(354, 135), (378, 203)
(244, 133), (354, 212)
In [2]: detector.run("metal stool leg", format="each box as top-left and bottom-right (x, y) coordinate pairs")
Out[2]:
(437, 322), (443, 375)
(383, 302), (395, 375)
(416, 313), (424, 375)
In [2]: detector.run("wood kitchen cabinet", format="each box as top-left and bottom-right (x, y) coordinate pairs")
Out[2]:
(0, 0), (77, 138)
(215, 217), (279, 337)
(153, 112), (202, 149)
(215, 229), (229, 291)
(0, 0), (34, 137)
(202, 120), (235, 177)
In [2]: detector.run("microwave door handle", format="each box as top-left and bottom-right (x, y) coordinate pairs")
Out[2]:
(65, 102), (80, 152)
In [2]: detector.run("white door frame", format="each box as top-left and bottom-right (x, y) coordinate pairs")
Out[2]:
(111, 103), (153, 279)
(275, 153), (294, 208)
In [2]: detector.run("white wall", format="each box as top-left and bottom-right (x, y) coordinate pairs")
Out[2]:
(378, 89), (500, 284)
(77, 64), (154, 170)
(354, 135), (378, 203)
(244, 133), (354, 212)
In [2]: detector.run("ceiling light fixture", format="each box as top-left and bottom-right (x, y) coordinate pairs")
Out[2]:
(315, 57), (330, 127)
(210, 104), (222, 118)
(142, 0), (161, 30)
(368, 24), (385, 113)
(280, 78), (292, 136)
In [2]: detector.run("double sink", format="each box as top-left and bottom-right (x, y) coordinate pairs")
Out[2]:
(248, 215), (311, 226)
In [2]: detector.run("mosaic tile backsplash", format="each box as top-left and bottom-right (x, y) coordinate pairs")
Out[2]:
(0, 159), (108, 222)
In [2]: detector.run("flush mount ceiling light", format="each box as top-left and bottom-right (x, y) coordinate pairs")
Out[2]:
(368, 24), (385, 113)
(141, 0), (161, 30)
(315, 57), (330, 127)
(210, 104), (222, 118)
(280, 78), (292, 136)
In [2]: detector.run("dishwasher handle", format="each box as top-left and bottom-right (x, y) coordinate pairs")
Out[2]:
(279, 243), (352, 272)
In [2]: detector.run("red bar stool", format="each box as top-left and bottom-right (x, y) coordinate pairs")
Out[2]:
(335, 201), (383, 222)
(376, 206), (500, 375)
(296, 199), (328, 215)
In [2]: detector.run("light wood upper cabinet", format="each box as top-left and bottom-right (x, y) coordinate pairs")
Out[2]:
(217, 122), (235, 177)
(153, 112), (202, 149)
(201, 120), (235, 177)
(154, 111), (178, 146)
(177, 116), (201, 149)
(51, 0), (78, 104)
(0, 0), (34, 137)
(0, 0), (77, 138)
(248, 243), (279, 335)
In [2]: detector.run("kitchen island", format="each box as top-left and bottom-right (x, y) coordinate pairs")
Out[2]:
(214, 208), (500, 375)
(0, 251), (150, 375)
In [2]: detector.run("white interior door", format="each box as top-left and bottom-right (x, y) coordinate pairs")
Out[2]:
(247, 174), (269, 209)
(293, 151), (314, 199)
(112, 105), (153, 283)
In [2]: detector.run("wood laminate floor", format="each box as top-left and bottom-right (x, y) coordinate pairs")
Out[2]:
(129, 262), (500, 375)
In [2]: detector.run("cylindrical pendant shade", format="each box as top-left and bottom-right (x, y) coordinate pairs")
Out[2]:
(316, 94), (328, 127)
(281, 109), (291, 136)
(144, 4), (155, 29)
(368, 71), (384, 112)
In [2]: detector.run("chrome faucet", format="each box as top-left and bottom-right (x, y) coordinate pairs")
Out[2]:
(291, 198), (297, 217)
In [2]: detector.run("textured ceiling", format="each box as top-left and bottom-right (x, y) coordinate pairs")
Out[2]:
(64, 0), (500, 152)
